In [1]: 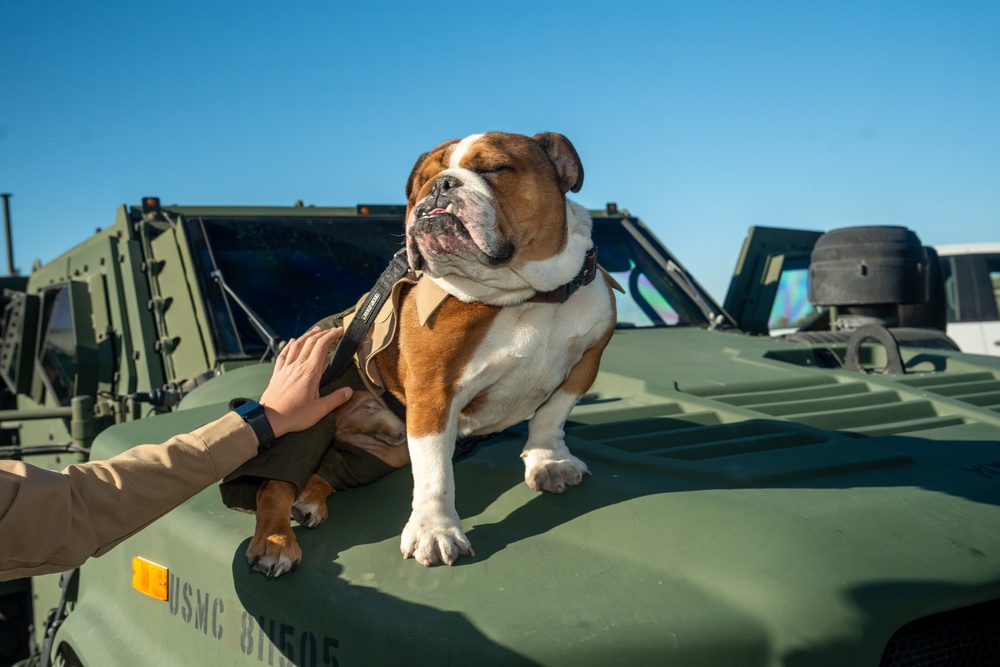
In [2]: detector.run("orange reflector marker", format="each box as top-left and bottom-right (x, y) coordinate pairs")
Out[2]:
(132, 557), (169, 601)
(140, 196), (162, 215)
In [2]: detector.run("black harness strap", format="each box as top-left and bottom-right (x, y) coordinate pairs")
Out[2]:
(320, 248), (410, 390)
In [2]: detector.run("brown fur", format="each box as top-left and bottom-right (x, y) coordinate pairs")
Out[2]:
(378, 283), (501, 437)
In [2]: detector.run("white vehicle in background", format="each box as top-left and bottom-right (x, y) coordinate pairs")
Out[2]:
(936, 243), (1000, 356)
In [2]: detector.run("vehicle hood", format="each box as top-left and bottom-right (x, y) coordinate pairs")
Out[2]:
(73, 327), (1000, 666)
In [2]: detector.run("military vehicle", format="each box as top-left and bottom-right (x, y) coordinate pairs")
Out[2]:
(2, 200), (1000, 666)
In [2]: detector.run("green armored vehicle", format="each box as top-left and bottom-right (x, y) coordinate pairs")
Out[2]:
(2, 200), (1000, 666)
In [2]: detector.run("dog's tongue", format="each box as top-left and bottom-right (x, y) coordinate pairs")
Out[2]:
(428, 208), (448, 215)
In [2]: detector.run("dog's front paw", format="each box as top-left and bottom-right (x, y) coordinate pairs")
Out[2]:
(246, 528), (302, 578)
(522, 450), (590, 493)
(400, 509), (474, 566)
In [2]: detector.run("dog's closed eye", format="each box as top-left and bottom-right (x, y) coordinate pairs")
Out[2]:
(474, 165), (515, 176)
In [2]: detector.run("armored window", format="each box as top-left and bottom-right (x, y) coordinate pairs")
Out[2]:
(185, 215), (404, 358)
(37, 285), (77, 406)
(30, 282), (97, 406)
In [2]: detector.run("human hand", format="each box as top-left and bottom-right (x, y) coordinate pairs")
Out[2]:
(259, 327), (353, 439)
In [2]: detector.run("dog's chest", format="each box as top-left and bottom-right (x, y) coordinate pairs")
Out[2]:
(455, 299), (602, 433)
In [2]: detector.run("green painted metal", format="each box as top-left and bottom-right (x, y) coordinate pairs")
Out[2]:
(52, 335), (1000, 666)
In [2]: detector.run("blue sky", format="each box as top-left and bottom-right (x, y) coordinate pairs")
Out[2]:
(2, 1), (998, 301)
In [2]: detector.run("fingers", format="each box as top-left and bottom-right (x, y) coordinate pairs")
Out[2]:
(299, 327), (344, 372)
(274, 340), (290, 370)
(274, 328), (314, 369)
(323, 386), (354, 411)
(276, 326), (344, 370)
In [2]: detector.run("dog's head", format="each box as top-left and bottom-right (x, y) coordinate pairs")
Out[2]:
(404, 132), (592, 305)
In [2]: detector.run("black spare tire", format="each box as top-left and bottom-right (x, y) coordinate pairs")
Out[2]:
(809, 226), (928, 307)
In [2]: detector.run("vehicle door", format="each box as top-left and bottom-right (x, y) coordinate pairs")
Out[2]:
(723, 226), (824, 335)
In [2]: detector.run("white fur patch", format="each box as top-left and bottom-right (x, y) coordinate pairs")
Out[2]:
(448, 133), (484, 169)
(400, 431), (473, 566)
(434, 166), (495, 208)
(453, 275), (614, 436)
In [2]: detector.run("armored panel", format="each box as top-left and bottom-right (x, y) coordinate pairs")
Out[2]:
(0, 293), (39, 395)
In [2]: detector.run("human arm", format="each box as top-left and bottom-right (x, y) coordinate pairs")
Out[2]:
(0, 327), (351, 581)
(0, 416), (256, 580)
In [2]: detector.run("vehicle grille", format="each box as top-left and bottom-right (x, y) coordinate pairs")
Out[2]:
(896, 372), (1000, 415)
(686, 376), (970, 436)
(566, 411), (911, 486)
(880, 599), (1000, 666)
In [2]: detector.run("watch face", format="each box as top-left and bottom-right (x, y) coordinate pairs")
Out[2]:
(235, 400), (263, 418)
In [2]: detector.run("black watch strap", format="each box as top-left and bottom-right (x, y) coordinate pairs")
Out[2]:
(231, 398), (276, 453)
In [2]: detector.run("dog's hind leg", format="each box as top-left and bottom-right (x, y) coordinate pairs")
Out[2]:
(521, 388), (590, 493)
(292, 474), (335, 528)
(521, 339), (609, 493)
(247, 479), (302, 577)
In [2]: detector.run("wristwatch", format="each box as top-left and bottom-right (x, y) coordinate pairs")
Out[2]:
(232, 398), (276, 453)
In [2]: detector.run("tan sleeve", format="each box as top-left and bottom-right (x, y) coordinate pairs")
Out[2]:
(0, 411), (257, 581)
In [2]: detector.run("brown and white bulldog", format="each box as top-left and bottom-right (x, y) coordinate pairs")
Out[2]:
(249, 131), (617, 572)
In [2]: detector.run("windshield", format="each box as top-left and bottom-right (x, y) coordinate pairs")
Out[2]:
(185, 215), (404, 357)
(184, 214), (713, 358)
(595, 219), (712, 329)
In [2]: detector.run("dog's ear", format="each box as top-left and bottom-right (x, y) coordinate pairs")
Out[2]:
(406, 139), (461, 206)
(532, 132), (584, 193)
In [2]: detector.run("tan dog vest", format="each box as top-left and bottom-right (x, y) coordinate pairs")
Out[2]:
(341, 272), (451, 406)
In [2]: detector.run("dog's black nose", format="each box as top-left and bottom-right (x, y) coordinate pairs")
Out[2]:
(430, 174), (463, 198)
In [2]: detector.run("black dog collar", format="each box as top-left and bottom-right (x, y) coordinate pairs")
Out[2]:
(527, 247), (599, 304)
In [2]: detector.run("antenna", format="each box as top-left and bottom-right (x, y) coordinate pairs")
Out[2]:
(0, 193), (14, 276)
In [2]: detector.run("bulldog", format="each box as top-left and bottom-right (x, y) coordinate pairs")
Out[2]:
(245, 131), (618, 573)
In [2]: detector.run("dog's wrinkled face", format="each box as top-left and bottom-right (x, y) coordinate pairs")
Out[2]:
(404, 132), (586, 302)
